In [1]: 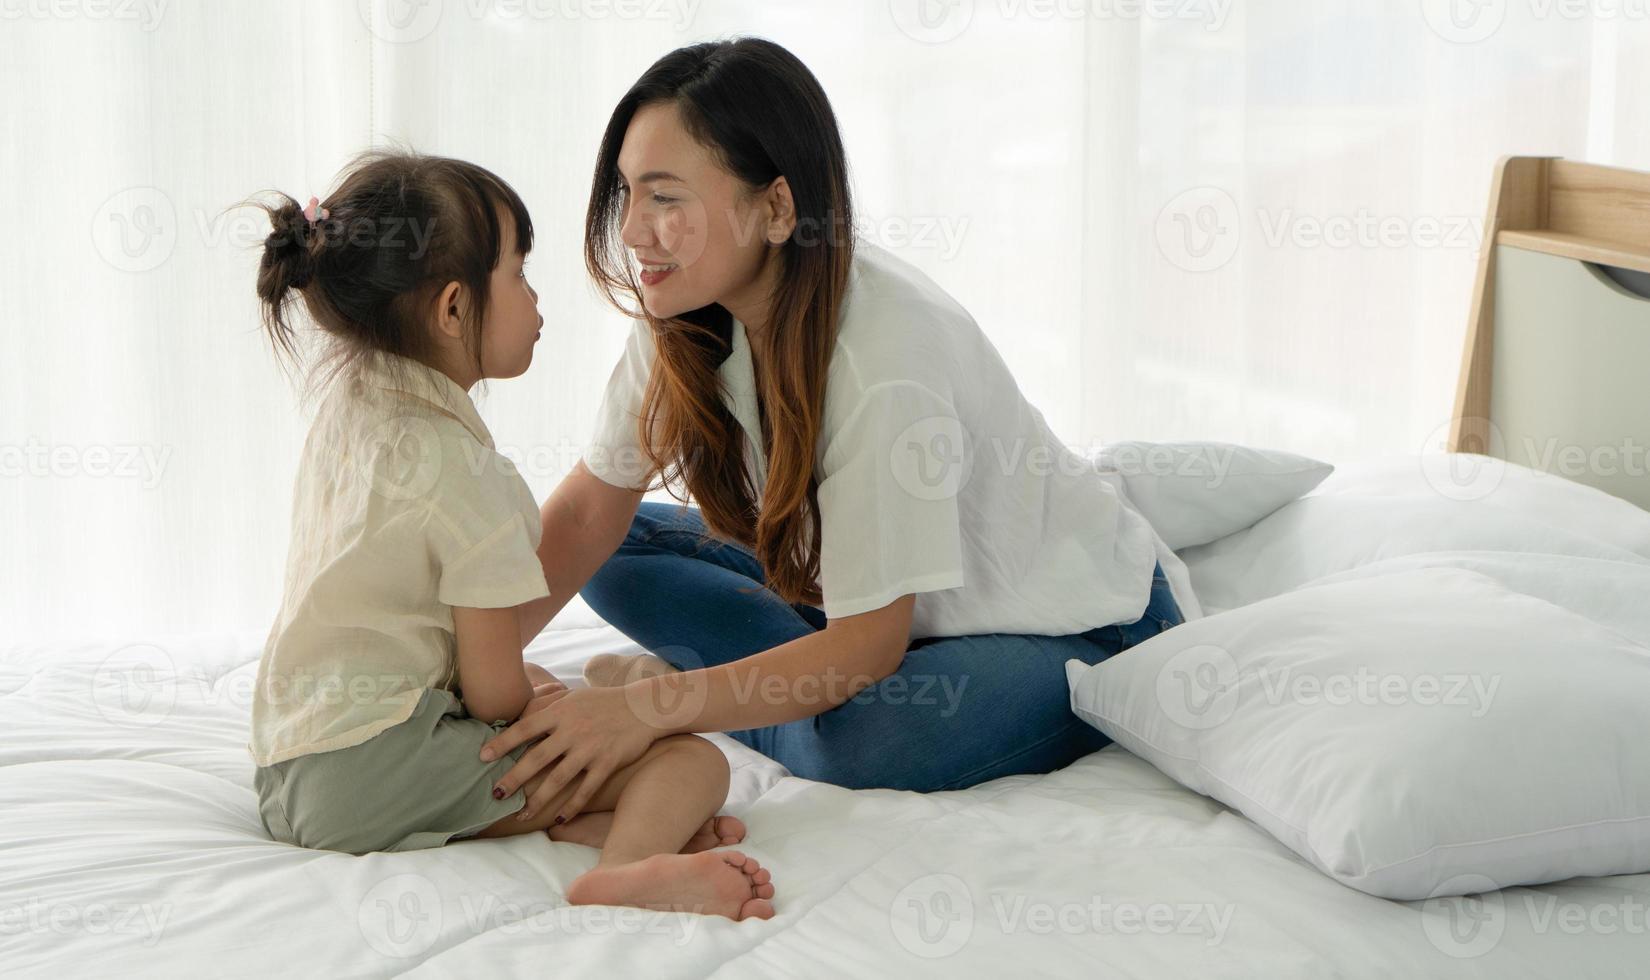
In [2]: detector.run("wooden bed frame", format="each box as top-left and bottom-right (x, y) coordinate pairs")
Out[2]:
(1448, 156), (1650, 510)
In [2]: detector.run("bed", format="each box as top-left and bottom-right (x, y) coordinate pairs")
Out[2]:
(4, 158), (1648, 979)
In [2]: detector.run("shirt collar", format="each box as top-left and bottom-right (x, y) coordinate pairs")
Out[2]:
(355, 351), (495, 450)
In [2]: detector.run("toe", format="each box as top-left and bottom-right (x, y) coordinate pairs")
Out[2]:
(754, 882), (775, 900)
(738, 898), (775, 921)
(751, 868), (771, 886)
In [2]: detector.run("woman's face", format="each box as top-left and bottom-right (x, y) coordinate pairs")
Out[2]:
(616, 101), (774, 321)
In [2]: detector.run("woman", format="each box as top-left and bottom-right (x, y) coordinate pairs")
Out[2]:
(484, 37), (1191, 825)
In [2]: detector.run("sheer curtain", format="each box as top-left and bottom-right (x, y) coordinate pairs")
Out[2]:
(4, 0), (1646, 639)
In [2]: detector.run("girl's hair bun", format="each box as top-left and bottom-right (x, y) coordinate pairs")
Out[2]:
(259, 196), (317, 294)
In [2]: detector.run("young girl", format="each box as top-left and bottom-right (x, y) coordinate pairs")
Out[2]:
(245, 150), (774, 921)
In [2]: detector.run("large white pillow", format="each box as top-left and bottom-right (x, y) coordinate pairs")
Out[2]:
(1181, 454), (1650, 613)
(1066, 566), (1650, 900)
(1091, 441), (1333, 550)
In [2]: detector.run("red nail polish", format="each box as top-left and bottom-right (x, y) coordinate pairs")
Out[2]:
(492, 786), (505, 800)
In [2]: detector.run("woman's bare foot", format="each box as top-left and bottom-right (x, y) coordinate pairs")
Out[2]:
(566, 850), (775, 921)
(550, 813), (747, 854)
(583, 652), (679, 688)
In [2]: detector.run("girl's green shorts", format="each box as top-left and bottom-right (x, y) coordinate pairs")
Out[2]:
(254, 686), (532, 854)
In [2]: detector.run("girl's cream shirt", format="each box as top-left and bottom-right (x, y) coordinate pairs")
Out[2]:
(248, 352), (549, 767)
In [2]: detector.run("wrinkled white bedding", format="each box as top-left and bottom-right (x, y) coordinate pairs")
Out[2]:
(3, 456), (1648, 979)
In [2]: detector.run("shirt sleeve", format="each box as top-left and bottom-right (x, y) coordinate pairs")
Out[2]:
(582, 321), (656, 491)
(424, 442), (551, 609)
(815, 380), (967, 620)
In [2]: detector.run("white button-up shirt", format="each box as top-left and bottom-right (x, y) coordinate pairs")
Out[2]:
(586, 242), (1191, 639)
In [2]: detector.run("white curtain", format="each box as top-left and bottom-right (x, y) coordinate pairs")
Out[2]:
(4, 0), (1646, 639)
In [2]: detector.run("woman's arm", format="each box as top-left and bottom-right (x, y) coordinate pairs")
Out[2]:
(481, 595), (915, 822)
(515, 461), (643, 647)
(642, 595), (915, 733)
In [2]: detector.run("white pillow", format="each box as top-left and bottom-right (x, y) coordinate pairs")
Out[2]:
(1181, 454), (1650, 613)
(1066, 566), (1650, 900)
(1091, 441), (1333, 550)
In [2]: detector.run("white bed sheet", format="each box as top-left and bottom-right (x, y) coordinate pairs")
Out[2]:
(3, 614), (1646, 979)
(6, 456), (1650, 978)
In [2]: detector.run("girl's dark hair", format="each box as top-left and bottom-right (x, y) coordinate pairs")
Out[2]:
(585, 38), (854, 607)
(255, 149), (534, 402)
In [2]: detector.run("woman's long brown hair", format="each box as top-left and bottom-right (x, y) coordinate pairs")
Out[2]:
(585, 39), (854, 606)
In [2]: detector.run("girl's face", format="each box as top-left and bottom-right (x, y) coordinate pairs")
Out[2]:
(479, 209), (543, 380)
(615, 102), (777, 323)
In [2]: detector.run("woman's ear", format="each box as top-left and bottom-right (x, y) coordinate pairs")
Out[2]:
(433, 280), (468, 340)
(764, 176), (796, 245)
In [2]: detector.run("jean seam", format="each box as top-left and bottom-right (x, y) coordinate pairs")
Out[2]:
(935, 716), (1098, 792)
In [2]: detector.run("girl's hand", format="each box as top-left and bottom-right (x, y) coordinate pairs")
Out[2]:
(481, 685), (660, 824)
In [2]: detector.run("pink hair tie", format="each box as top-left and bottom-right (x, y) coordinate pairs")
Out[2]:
(302, 195), (330, 225)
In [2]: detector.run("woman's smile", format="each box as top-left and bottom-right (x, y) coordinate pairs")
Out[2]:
(638, 259), (678, 287)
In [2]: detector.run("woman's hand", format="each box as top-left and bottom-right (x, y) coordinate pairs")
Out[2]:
(515, 678), (569, 722)
(480, 685), (661, 824)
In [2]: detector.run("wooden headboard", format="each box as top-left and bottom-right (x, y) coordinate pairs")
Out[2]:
(1448, 157), (1650, 510)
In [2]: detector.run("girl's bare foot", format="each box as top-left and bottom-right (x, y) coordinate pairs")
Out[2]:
(684, 815), (746, 853)
(550, 813), (746, 854)
(583, 652), (679, 688)
(566, 850), (776, 921)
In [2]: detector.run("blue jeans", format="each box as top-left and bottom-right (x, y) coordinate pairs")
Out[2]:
(581, 502), (1184, 792)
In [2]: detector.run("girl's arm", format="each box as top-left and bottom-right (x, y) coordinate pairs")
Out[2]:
(515, 461), (643, 648)
(452, 605), (534, 724)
